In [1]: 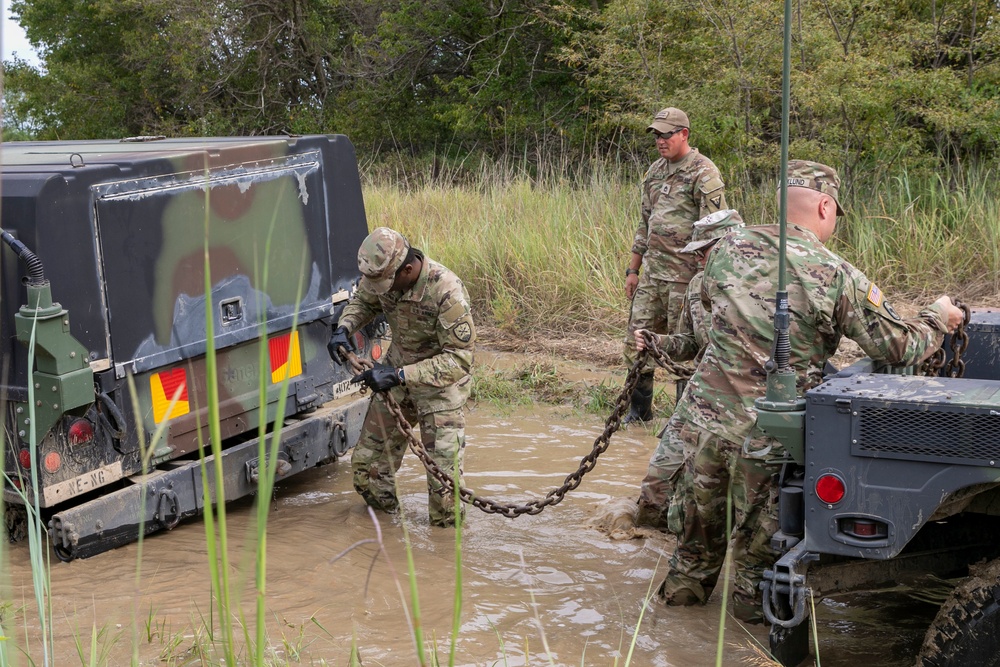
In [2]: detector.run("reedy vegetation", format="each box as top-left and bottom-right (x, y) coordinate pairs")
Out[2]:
(4, 0), (999, 186)
(366, 159), (1000, 336)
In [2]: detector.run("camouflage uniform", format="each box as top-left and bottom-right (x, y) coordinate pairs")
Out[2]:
(658, 162), (950, 621)
(636, 211), (744, 530)
(338, 229), (475, 527)
(625, 108), (727, 421)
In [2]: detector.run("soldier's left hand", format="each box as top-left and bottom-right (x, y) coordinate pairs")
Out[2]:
(352, 363), (405, 392)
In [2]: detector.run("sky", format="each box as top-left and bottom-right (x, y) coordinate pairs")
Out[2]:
(2, 3), (40, 67)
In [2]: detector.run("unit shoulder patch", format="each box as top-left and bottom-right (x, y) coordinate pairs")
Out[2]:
(453, 320), (473, 343)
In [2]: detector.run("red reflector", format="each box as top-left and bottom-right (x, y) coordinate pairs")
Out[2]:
(68, 419), (95, 445)
(372, 343), (383, 361)
(353, 332), (365, 350)
(44, 452), (62, 474)
(18, 449), (31, 469)
(816, 474), (845, 504)
(853, 519), (877, 536)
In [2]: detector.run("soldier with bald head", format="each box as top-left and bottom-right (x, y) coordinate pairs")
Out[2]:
(328, 227), (475, 527)
(623, 107), (728, 424)
(655, 161), (965, 623)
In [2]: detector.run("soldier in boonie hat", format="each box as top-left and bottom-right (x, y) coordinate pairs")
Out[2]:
(681, 209), (745, 255)
(785, 159), (844, 216)
(357, 227), (410, 295)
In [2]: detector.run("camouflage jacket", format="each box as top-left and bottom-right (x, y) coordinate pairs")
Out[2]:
(675, 223), (949, 446)
(632, 148), (727, 283)
(655, 271), (711, 362)
(339, 258), (475, 414)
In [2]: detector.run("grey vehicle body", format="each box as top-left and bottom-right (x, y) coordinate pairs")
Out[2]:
(765, 310), (1000, 666)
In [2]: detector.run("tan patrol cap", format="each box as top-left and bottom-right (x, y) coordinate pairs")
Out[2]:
(681, 209), (745, 253)
(647, 107), (690, 134)
(786, 159), (845, 216)
(357, 227), (410, 295)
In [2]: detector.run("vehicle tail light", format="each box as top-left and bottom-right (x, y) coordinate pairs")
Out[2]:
(353, 332), (365, 351)
(18, 448), (31, 469)
(68, 418), (95, 445)
(44, 452), (61, 474)
(371, 343), (383, 361)
(816, 474), (846, 504)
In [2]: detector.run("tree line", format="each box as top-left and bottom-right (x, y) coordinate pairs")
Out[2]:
(3, 0), (998, 183)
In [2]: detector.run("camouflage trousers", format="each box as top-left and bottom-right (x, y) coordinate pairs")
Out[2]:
(623, 277), (688, 373)
(636, 413), (687, 531)
(351, 388), (466, 527)
(656, 421), (780, 623)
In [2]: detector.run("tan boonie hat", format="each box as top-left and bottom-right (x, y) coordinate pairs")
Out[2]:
(647, 107), (690, 134)
(786, 159), (845, 216)
(681, 209), (745, 253)
(357, 227), (410, 295)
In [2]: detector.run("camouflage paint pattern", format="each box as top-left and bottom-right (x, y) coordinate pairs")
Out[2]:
(338, 256), (474, 524)
(1, 136), (372, 507)
(676, 223), (949, 447)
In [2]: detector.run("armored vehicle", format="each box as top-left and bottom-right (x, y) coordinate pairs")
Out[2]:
(1, 135), (384, 560)
(763, 311), (1000, 666)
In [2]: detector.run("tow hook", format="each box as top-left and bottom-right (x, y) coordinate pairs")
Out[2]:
(156, 488), (180, 529)
(761, 544), (818, 628)
(49, 515), (79, 561)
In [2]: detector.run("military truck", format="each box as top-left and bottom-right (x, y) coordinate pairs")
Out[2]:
(0, 135), (385, 560)
(762, 310), (1000, 666)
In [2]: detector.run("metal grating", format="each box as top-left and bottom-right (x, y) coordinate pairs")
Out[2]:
(855, 405), (1000, 466)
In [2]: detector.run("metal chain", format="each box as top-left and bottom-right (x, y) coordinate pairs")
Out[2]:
(643, 333), (695, 380)
(921, 299), (970, 378)
(942, 301), (971, 378)
(338, 333), (671, 517)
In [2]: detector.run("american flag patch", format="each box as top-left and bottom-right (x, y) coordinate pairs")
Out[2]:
(867, 283), (884, 308)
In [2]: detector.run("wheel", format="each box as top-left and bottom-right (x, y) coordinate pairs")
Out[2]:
(5, 503), (28, 542)
(916, 557), (1000, 667)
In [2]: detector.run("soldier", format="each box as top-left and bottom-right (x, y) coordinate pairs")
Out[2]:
(655, 161), (965, 622)
(624, 107), (728, 424)
(328, 227), (475, 527)
(631, 209), (745, 531)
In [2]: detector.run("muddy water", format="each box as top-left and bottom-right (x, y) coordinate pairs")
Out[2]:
(3, 384), (933, 665)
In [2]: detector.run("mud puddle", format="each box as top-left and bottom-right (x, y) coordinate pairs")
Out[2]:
(3, 395), (932, 666)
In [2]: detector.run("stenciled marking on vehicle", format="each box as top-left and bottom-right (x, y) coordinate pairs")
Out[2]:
(42, 461), (124, 505)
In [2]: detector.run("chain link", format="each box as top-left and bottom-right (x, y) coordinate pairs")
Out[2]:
(338, 335), (678, 517)
(921, 299), (971, 378)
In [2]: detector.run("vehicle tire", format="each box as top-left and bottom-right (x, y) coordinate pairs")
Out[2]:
(916, 557), (1000, 667)
(5, 503), (28, 542)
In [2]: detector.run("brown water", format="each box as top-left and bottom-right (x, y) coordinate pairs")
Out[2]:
(2, 391), (934, 666)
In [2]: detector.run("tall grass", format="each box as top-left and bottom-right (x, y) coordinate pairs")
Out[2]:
(364, 158), (1000, 338)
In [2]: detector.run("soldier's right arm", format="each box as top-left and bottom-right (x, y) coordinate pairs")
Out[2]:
(631, 169), (654, 258)
(336, 288), (382, 335)
(662, 293), (700, 361)
(833, 266), (948, 366)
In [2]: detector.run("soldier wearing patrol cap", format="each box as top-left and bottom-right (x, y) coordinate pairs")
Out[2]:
(631, 208), (744, 531)
(328, 227), (475, 527)
(653, 160), (964, 623)
(623, 107), (728, 424)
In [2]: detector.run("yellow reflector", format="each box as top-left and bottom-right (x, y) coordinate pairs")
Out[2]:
(151, 368), (190, 424)
(270, 331), (302, 383)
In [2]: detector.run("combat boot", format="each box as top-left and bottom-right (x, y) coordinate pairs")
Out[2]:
(623, 374), (655, 424)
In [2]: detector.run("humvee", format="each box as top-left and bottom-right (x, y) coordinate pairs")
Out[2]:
(1, 135), (384, 560)
(762, 310), (1000, 666)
